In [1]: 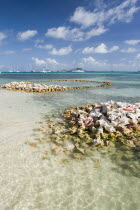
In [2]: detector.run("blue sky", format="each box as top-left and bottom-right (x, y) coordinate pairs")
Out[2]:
(0, 0), (140, 71)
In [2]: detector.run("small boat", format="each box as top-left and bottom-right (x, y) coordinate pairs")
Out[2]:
(46, 70), (52, 73)
(40, 70), (47, 73)
(72, 70), (85, 73)
(40, 69), (52, 73)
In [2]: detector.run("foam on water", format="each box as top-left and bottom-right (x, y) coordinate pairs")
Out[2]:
(0, 73), (140, 210)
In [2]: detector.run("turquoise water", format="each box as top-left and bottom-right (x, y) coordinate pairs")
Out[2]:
(0, 72), (140, 210)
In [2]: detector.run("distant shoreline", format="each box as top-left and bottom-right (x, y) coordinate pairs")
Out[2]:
(0, 71), (140, 74)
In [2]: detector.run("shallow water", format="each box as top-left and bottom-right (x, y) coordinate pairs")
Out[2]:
(0, 72), (140, 210)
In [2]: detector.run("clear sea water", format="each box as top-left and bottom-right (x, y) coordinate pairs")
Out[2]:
(0, 72), (140, 210)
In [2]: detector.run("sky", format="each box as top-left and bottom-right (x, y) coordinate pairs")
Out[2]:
(0, 0), (140, 71)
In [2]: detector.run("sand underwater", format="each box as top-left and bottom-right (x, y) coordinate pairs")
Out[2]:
(0, 72), (140, 210)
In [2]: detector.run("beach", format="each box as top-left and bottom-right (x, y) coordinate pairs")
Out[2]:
(0, 72), (140, 210)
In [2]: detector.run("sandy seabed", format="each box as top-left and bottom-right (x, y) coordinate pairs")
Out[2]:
(0, 89), (140, 210)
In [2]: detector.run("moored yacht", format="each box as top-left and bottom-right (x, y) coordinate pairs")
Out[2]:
(40, 69), (52, 73)
(72, 68), (85, 73)
(46, 70), (52, 73)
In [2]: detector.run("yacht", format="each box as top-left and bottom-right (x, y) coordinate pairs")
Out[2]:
(40, 69), (47, 73)
(40, 69), (52, 73)
(72, 68), (85, 73)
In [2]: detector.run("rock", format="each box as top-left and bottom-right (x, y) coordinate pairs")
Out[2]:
(108, 141), (115, 147)
(126, 140), (135, 147)
(123, 128), (131, 134)
(134, 125), (140, 131)
(70, 125), (78, 134)
(133, 139), (140, 147)
(52, 148), (64, 155)
(65, 144), (75, 151)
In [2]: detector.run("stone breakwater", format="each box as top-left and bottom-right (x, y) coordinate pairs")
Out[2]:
(0, 80), (112, 93)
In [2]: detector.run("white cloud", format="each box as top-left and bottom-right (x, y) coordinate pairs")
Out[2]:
(70, 0), (139, 28)
(22, 48), (32, 52)
(110, 61), (140, 71)
(85, 27), (108, 39)
(45, 0), (139, 42)
(82, 56), (99, 65)
(110, 45), (120, 52)
(35, 39), (44, 44)
(0, 65), (5, 69)
(136, 53), (140, 59)
(17, 30), (38, 41)
(82, 43), (119, 54)
(35, 44), (53, 50)
(32, 57), (59, 66)
(66, 28), (84, 41)
(70, 7), (99, 28)
(45, 26), (107, 41)
(1, 50), (15, 55)
(32, 57), (67, 71)
(46, 58), (59, 65)
(125, 40), (140, 45)
(0, 32), (7, 41)
(121, 47), (137, 53)
(32, 57), (46, 65)
(46, 27), (68, 39)
(49, 46), (72, 55)
(79, 55), (140, 71)
(82, 47), (95, 54)
(94, 43), (108, 53)
(79, 56), (108, 70)
(45, 26), (84, 41)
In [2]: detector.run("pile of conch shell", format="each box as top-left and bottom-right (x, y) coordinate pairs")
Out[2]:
(64, 101), (140, 146)
(0, 81), (112, 93)
(0, 82), (68, 92)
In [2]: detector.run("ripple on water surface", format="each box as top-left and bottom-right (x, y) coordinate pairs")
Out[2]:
(0, 73), (140, 209)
